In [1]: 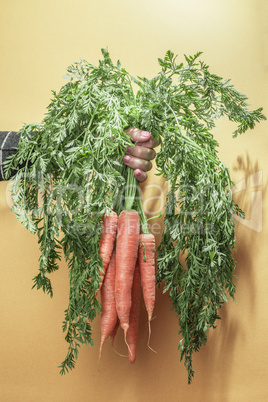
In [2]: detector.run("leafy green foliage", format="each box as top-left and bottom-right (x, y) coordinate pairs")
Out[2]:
(4, 49), (265, 381)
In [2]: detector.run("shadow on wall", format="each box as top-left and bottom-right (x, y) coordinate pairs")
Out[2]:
(125, 152), (268, 398)
(232, 152), (267, 322)
(192, 152), (267, 399)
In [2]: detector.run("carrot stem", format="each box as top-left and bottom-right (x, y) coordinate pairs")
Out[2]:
(124, 167), (137, 211)
(136, 185), (149, 234)
(123, 165), (149, 235)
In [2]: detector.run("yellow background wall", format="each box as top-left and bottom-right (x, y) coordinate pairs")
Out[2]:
(0, 1), (267, 401)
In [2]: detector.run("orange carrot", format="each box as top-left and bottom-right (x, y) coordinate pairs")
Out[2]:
(126, 262), (141, 363)
(115, 210), (140, 342)
(99, 250), (117, 359)
(98, 211), (118, 289)
(110, 317), (120, 347)
(138, 233), (156, 348)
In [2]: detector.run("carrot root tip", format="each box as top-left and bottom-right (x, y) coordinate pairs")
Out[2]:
(97, 353), (102, 371)
(129, 355), (136, 364)
(112, 346), (128, 358)
(123, 329), (132, 356)
(147, 318), (157, 353)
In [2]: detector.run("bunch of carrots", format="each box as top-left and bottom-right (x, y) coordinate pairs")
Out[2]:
(97, 168), (156, 363)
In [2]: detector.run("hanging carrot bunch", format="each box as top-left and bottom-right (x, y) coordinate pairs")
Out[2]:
(5, 49), (265, 383)
(98, 165), (157, 363)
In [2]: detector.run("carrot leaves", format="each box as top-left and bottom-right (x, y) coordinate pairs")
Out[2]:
(4, 49), (265, 381)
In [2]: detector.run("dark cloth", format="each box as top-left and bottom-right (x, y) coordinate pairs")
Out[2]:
(0, 131), (20, 181)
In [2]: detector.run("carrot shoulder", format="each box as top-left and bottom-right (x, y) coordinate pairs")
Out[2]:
(115, 210), (140, 338)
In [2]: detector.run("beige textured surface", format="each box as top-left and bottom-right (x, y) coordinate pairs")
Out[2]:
(0, 1), (268, 401)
